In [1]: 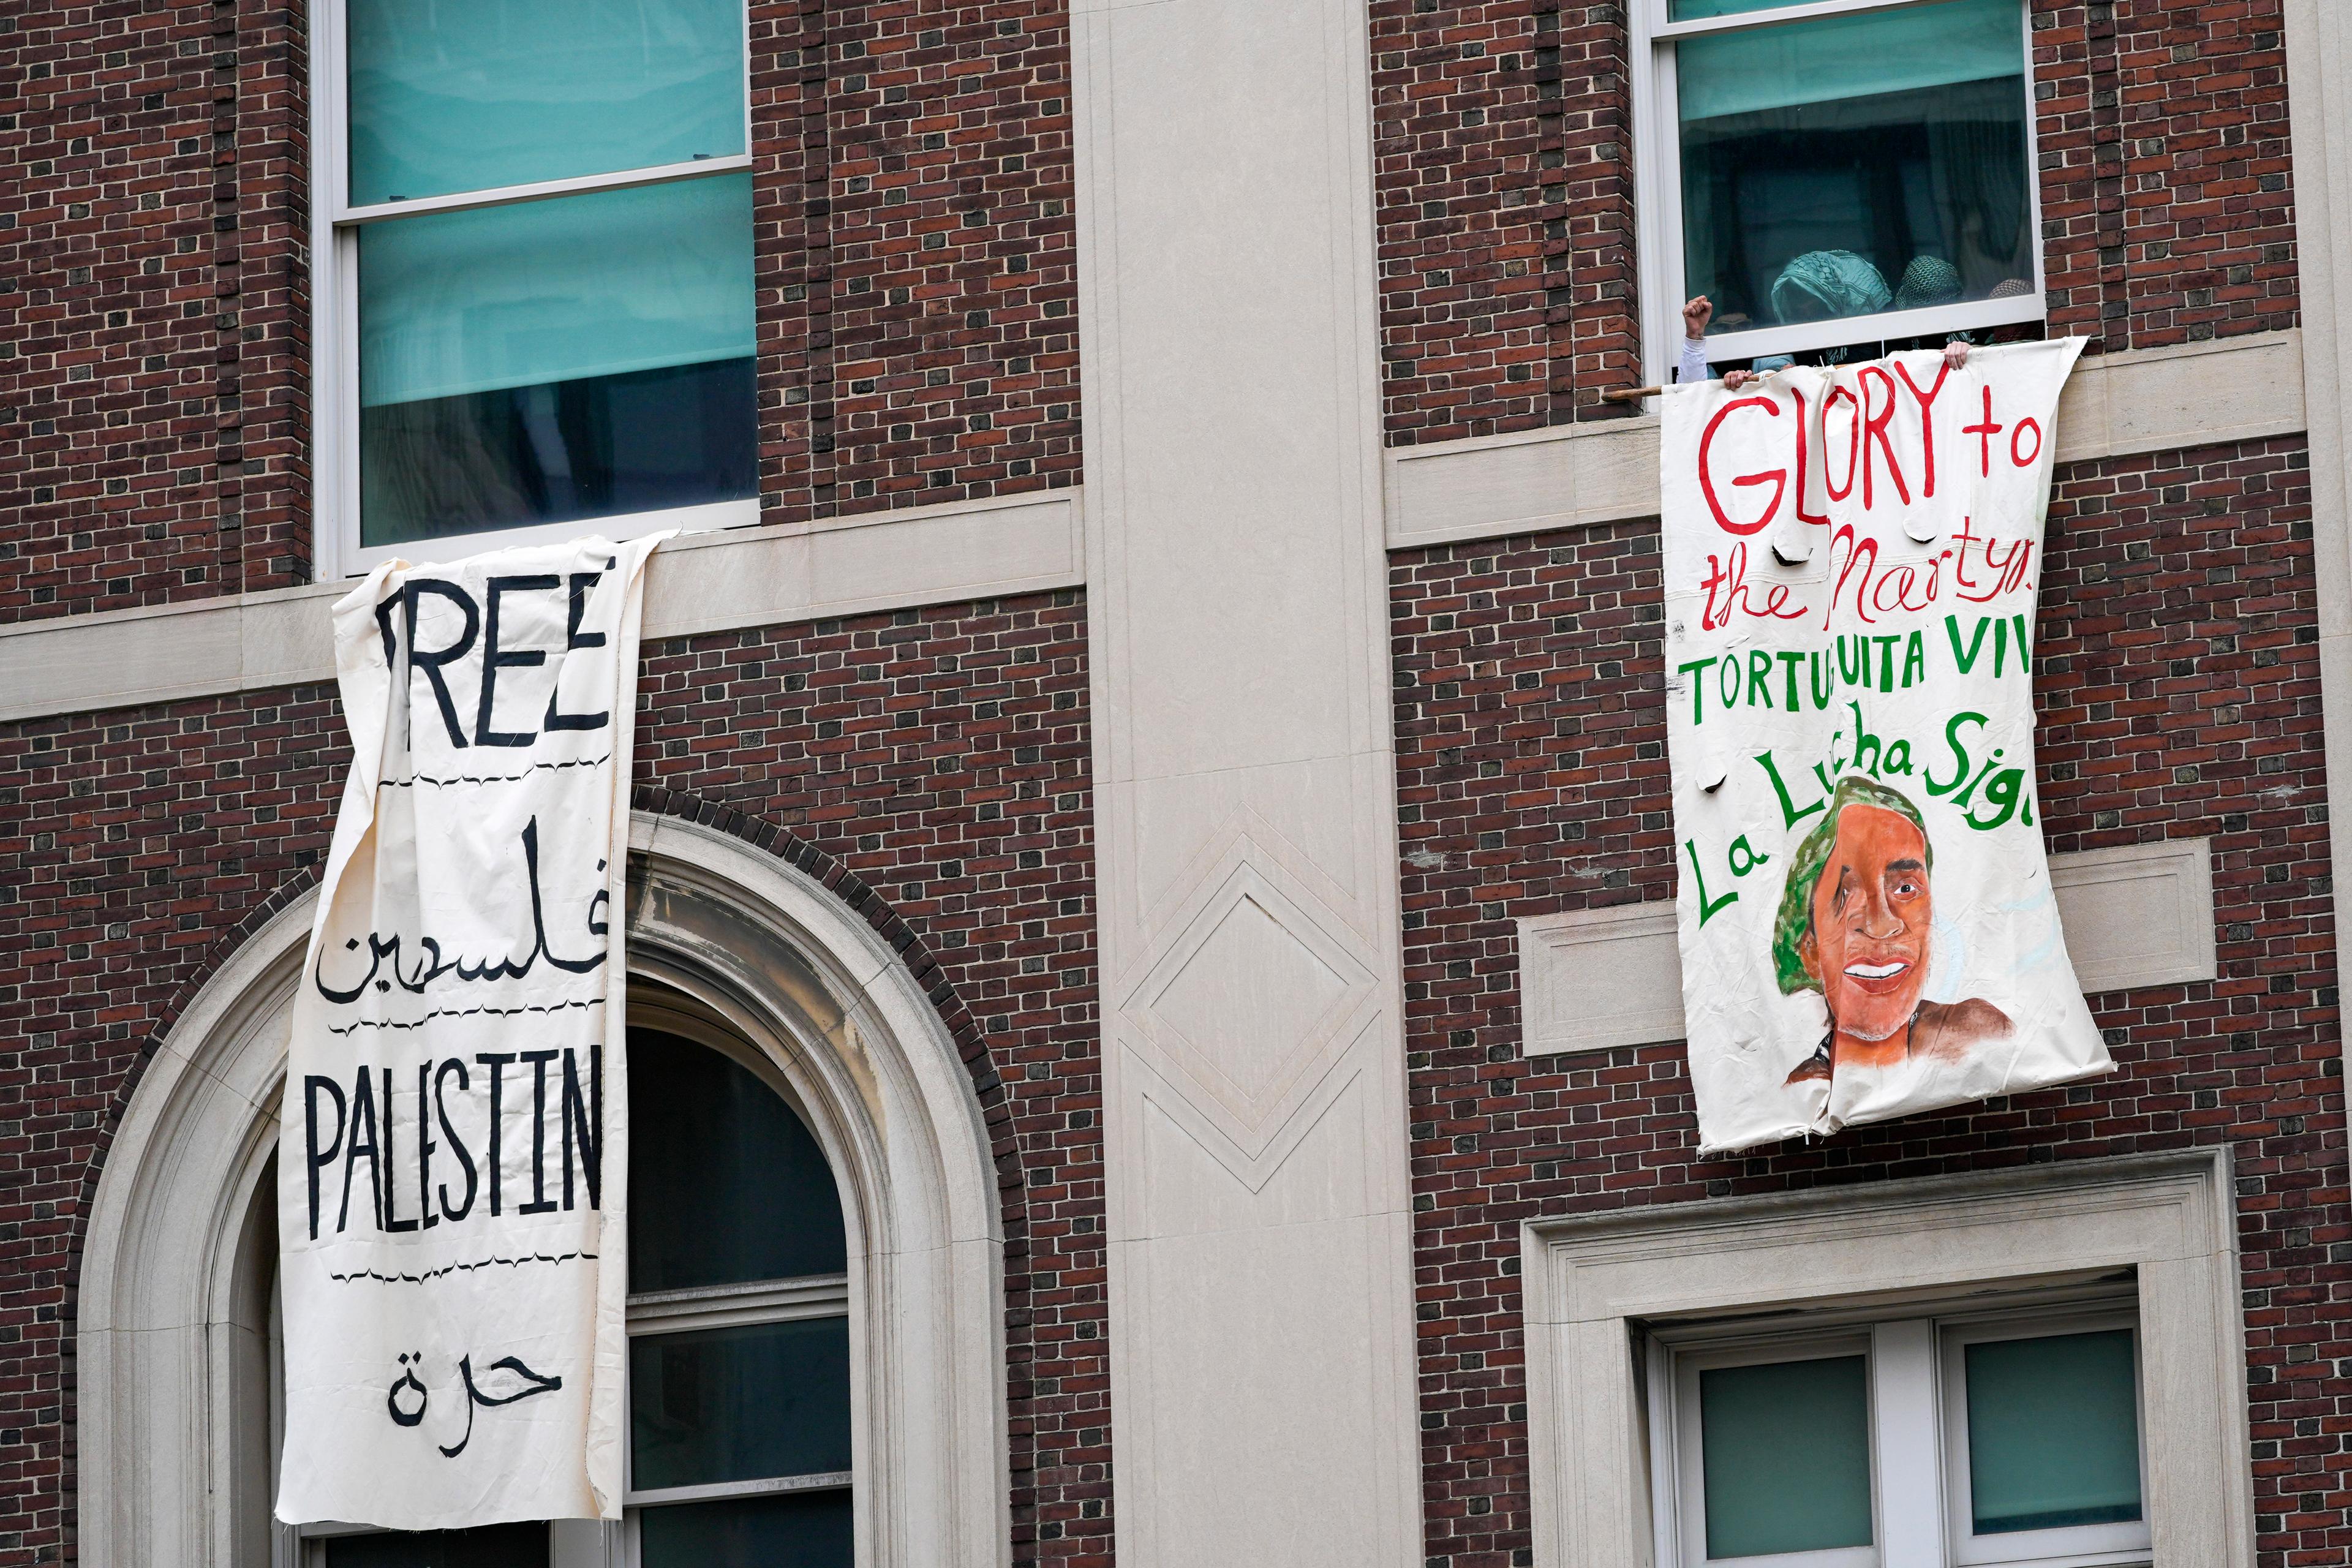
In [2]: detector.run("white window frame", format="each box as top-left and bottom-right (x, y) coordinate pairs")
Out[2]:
(306, 0), (763, 581)
(1521, 1151), (2256, 1568)
(1630, 0), (2049, 383)
(1648, 1301), (2154, 1568)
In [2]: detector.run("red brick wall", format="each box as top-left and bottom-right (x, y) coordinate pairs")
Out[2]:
(1390, 436), (2349, 1566)
(0, 0), (1080, 627)
(755, 0), (1080, 518)
(1373, 0), (2303, 443)
(0, 0), (312, 625)
(0, 592), (1110, 1567)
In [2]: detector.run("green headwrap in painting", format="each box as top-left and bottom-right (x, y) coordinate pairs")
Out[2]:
(1771, 775), (1934, 995)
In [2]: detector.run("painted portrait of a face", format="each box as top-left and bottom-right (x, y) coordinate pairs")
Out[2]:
(1772, 777), (2012, 1085)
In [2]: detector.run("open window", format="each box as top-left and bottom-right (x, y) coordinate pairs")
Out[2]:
(311, 0), (759, 576)
(1635, 0), (2045, 376)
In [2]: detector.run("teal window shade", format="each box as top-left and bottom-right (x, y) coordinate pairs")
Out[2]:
(1672, 0), (1809, 17)
(346, 0), (746, 205)
(1675, 0), (2025, 124)
(1698, 1355), (1874, 1559)
(358, 173), (753, 409)
(1964, 1330), (2144, 1533)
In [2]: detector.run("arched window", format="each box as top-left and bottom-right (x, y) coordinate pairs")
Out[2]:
(617, 1028), (852, 1560)
(83, 815), (1009, 1568)
(295, 1025), (857, 1566)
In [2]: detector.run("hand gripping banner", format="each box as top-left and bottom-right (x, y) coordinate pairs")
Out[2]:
(277, 535), (663, 1528)
(1660, 341), (2111, 1154)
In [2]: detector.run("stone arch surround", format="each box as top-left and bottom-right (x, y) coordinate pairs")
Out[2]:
(75, 809), (1014, 1568)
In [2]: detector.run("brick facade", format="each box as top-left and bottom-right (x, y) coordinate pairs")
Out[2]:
(0, 592), (1110, 1567)
(756, 0), (1080, 519)
(1392, 435), (2349, 1567)
(0, 0), (312, 624)
(0, 0), (2342, 1563)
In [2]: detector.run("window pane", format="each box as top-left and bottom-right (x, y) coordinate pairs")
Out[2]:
(630, 1316), (853, 1490)
(347, 0), (746, 205)
(324, 1523), (549, 1568)
(627, 1031), (849, 1294)
(1699, 1355), (1872, 1559)
(1965, 1329), (2144, 1533)
(1672, 0), (1805, 16)
(1676, 0), (2033, 339)
(356, 175), (755, 546)
(639, 1488), (852, 1568)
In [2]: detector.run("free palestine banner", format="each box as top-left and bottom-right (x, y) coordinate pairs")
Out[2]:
(1661, 340), (2111, 1154)
(277, 534), (662, 1528)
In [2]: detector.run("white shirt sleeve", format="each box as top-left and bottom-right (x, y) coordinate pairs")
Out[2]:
(1676, 336), (1711, 385)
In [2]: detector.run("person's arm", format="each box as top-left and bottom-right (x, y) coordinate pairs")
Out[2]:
(1677, 296), (1714, 384)
(1677, 334), (1710, 386)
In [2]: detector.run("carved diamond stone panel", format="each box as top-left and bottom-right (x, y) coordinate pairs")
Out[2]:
(1128, 856), (1378, 1156)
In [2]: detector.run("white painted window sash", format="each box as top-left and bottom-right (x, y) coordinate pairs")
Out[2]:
(1648, 1304), (2154, 1568)
(306, 0), (761, 580)
(1630, 0), (2050, 391)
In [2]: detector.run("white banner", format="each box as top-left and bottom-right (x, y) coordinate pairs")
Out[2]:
(277, 534), (663, 1528)
(1661, 341), (2111, 1153)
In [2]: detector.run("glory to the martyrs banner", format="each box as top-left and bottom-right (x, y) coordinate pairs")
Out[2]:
(277, 535), (662, 1528)
(1660, 340), (2111, 1153)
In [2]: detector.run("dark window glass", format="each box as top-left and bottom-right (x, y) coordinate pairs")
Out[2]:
(630, 1316), (853, 1491)
(324, 1523), (549, 1568)
(638, 1488), (852, 1568)
(1678, 0), (2033, 340)
(627, 1031), (848, 1292)
(360, 357), (755, 545)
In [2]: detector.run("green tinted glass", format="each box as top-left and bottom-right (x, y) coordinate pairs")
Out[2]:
(358, 175), (754, 410)
(347, 0), (745, 205)
(1699, 1354), (1873, 1559)
(630, 1316), (853, 1491)
(1965, 1329), (2143, 1533)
